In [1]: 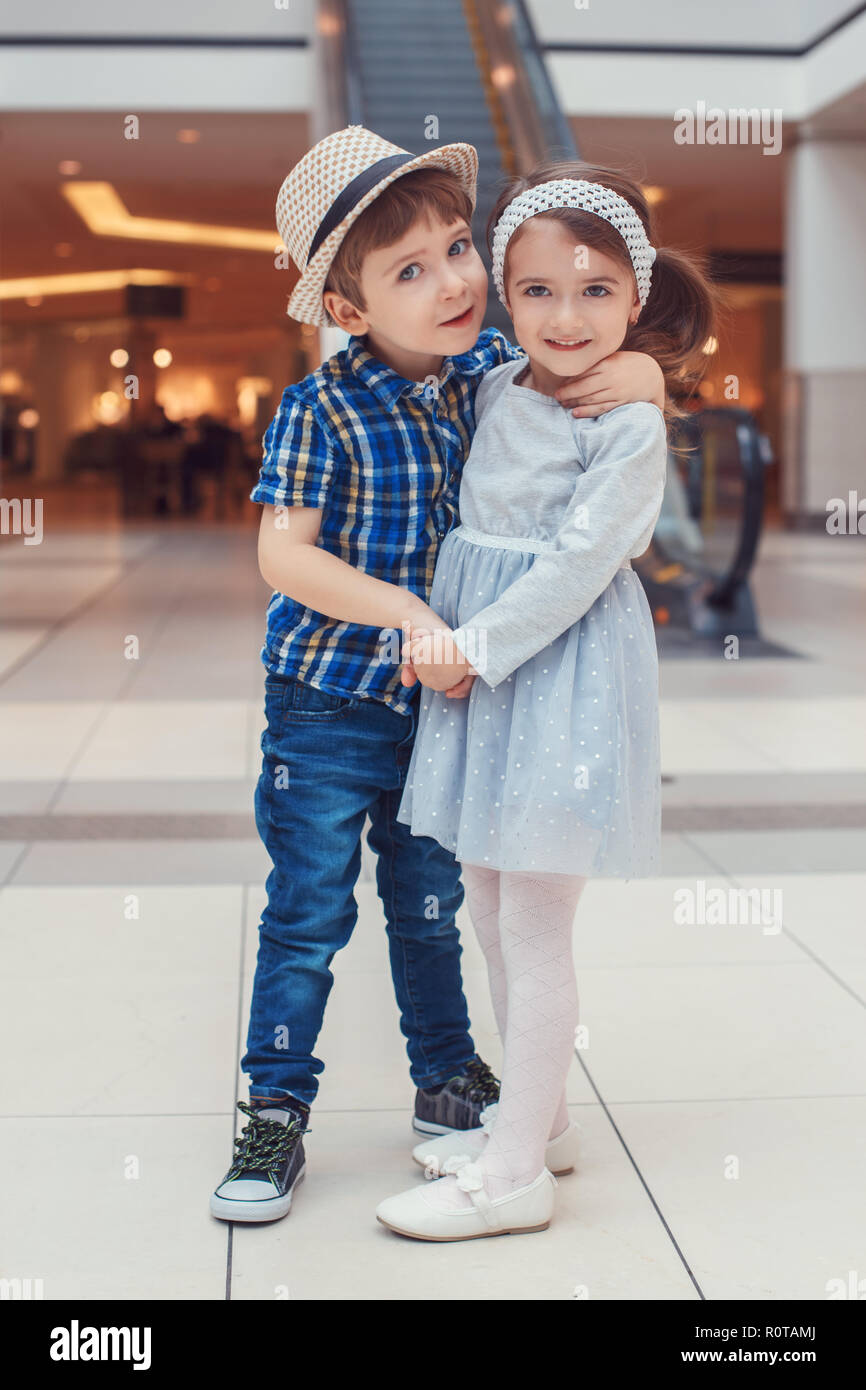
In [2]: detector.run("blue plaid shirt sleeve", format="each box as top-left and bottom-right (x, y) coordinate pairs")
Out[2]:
(249, 389), (341, 510)
(480, 328), (524, 370)
(471, 330), (525, 423)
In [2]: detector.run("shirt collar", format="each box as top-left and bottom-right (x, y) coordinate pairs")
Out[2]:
(345, 332), (492, 410)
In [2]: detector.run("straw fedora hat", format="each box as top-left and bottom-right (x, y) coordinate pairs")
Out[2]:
(276, 125), (479, 326)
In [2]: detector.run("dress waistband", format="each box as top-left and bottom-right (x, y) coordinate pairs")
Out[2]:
(451, 522), (632, 569)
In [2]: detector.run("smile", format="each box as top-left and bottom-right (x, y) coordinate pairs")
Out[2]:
(441, 306), (474, 327)
(545, 337), (591, 348)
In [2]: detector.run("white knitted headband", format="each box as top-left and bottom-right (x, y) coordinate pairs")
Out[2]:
(491, 178), (657, 308)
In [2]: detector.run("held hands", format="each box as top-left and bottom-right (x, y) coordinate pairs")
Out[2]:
(555, 350), (665, 418)
(400, 623), (478, 698)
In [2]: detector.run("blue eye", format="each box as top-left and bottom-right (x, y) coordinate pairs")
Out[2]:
(398, 263), (421, 281)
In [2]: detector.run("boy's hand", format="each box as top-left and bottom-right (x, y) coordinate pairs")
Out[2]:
(400, 621), (431, 688)
(555, 350), (665, 418)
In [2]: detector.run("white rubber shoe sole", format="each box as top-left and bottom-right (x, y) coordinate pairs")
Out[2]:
(209, 1165), (306, 1223)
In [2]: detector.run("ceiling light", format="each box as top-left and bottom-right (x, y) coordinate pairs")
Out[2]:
(0, 269), (189, 300)
(62, 182), (278, 252)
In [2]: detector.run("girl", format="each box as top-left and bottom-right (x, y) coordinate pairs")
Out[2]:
(375, 161), (719, 1241)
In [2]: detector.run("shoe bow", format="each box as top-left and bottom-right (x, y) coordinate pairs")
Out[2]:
(442, 1153), (485, 1193)
(479, 1103), (498, 1134)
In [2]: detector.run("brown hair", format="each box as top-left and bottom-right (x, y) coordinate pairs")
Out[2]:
(487, 159), (727, 422)
(323, 167), (474, 325)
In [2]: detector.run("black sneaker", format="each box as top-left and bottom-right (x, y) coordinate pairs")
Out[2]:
(413, 1055), (500, 1135)
(210, 1100), (310, 1223)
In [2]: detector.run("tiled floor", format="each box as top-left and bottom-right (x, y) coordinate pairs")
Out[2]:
(1, 516), (864, 1300)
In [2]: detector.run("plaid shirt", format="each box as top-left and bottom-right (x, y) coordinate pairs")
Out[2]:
(249, 327), (523, 714)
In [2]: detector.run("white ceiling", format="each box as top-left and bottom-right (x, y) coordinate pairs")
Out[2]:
(0, 0), (857, 48)
(0, 0), (313, 39)
(528, 0), (862, 49)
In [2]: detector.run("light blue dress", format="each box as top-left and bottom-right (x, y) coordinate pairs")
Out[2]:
(396, 357), (669, 878)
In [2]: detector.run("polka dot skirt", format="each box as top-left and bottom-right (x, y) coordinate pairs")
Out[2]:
(396, 529), (662, 878)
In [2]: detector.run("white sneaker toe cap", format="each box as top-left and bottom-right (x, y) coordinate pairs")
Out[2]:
(214, 1177), (278, 1202)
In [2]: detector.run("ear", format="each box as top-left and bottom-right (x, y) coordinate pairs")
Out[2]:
(628, 285), (642, 326)
(322, 289), (370, 335)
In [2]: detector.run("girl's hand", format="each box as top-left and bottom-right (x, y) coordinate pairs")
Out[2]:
(554, 350), (665, 418)
(443, 672), (477, 699)
(408, 630), (475, 692)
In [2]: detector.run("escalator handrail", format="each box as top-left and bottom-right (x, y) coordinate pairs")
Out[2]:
(339, 0), (365, 125)
(662, 407), (768, 607)
(508, 0), (579, 159)
(316, 0), (364, 131)
(711, 413), (767, 605)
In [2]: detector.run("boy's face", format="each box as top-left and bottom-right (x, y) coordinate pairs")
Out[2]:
(505, 218), (640, 384)
(323, 214), (489, 379)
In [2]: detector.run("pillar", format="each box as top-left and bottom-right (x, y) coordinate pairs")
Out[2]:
(783, 136), (866, 527)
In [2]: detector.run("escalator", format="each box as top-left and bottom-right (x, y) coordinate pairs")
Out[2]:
(639, 407), (775, 647)
(316, 0), (771, 643)
(316, 0), (572, 337)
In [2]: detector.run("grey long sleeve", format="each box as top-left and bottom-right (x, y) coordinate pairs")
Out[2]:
(450, 402), (668, 690)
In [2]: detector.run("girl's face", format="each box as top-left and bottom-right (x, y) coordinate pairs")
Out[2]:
(504, 217), (641, 385)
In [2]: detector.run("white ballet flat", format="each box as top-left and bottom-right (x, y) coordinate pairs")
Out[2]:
(411, 1103), (580, 1176)
(376, 1156), (557, 1242)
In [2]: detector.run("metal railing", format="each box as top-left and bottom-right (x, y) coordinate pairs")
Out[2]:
(462, 0), (579, 182)
(660, 407), (772, 609)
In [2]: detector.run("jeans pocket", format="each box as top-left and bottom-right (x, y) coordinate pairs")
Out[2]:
(261, 676), (288, 748)
(281, 675), (357, 721)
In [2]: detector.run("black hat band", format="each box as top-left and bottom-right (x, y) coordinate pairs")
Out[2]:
(306, 152), (417, 266)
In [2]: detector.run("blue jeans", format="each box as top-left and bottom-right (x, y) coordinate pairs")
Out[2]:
(241, 672), (477, 1109)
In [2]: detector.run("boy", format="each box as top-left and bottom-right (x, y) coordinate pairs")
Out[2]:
(210, 126), (664, 1223)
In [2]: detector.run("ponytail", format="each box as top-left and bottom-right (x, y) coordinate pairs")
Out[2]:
(625, 246), (729, 423)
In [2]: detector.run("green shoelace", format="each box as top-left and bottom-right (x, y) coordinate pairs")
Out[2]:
(227, 1101), (310, 1181)
(449, 1058), (500, 1105)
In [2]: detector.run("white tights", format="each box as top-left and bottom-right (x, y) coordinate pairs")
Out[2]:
(423, 861), (587, 1209)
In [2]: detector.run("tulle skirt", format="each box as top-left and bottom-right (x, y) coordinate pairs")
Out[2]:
(396, 524), (662, 878)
